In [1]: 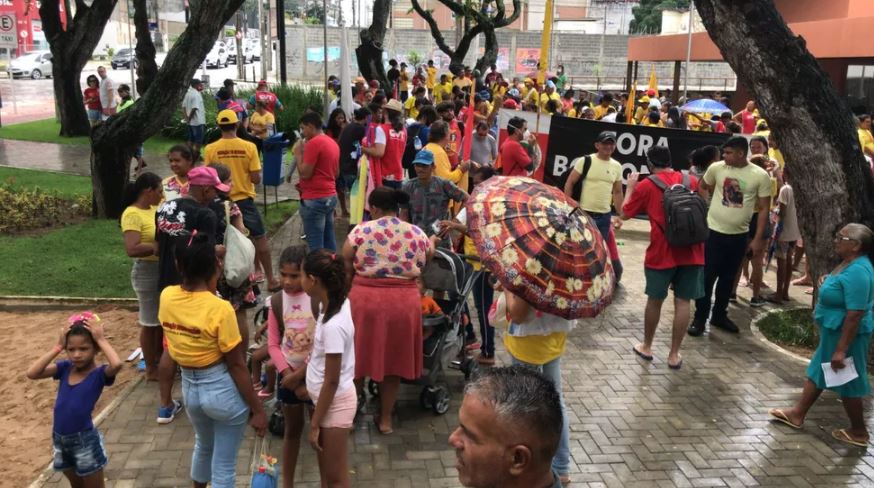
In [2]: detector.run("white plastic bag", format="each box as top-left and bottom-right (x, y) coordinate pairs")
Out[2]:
(488, 292), (510, 329)
(223, 201), (256, 288)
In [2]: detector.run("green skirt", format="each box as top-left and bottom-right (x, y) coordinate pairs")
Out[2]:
(806, 327), (872, 398)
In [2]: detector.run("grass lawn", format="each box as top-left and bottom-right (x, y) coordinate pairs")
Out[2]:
(0, 118), (182, 154)
(0, 166), (91, 198)
(757, 308), (817, 350)
(263, 200), (300, 236)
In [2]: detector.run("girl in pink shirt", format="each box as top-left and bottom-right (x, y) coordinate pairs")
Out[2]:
(267, 245), (317, 486)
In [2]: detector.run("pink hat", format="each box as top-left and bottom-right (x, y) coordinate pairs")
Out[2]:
(188, 166), (230, 193)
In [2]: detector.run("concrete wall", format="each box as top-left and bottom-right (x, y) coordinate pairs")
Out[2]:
(284, 25), (736, 90)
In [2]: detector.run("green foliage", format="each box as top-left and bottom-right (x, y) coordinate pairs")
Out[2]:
(106, 45), (115, 58)
(0, 167), (91, 199)
(757, 308), (818, 349)
(0, 119), (180, 155)
(0, 185), (91, 233)
(161, 84), (324, 144)
(629, 0), (691, 35)
(263, 200), (300, 236)
(407, 50), (423, 67)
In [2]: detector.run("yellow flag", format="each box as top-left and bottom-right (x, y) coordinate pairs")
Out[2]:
(626, 82), (637, 124)
(648, 65), (659, 99)
(537, 0), (554, 86)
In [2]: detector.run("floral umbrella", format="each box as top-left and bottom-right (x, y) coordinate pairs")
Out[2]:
(466, 176), (614, 319)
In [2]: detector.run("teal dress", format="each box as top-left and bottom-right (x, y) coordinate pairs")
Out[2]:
(805, 256), (874, 397)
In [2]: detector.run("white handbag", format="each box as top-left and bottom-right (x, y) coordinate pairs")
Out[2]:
(223, 201), (256, 288)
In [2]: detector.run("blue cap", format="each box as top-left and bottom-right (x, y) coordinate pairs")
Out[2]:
(478, 89), (491, 101)
(546, 80), (556, 89)
(412, 149), (435, 166)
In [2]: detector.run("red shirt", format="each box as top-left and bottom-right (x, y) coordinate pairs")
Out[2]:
(621, 170), (705, 269)
(380, 123), (407, 181)
(447, 119), (462, 168)
(500, 139), (531, 177)
(253, 90), (279, 113)
(300, 134), (339, 200)
(740, 109), (756, 134)
(84, 87), (101, 110)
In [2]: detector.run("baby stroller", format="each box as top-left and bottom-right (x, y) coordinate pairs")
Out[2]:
(367, 247), (481, 415)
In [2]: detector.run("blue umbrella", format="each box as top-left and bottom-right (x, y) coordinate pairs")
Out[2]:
(681, 98), (730, 114)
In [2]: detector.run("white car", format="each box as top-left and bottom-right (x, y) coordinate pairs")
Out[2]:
(7, 51), (53, 79)
(244, 38), (261, 62)
(205, 44), (229, 69)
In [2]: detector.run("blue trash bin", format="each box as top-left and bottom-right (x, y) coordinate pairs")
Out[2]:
(261, 132), (291, 214)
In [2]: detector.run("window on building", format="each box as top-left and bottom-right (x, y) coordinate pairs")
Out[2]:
(847, 65), (874, 113)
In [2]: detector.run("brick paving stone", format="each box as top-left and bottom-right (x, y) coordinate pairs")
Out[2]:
(31, 218), (874, 488)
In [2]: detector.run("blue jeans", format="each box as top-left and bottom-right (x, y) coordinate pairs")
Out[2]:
(300, 195), (338, 251)
(473, 272), (495, 357)
(510, 355), (570, 475)
(181, 362), (249, 488)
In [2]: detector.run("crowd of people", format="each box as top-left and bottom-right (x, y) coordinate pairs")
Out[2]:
(33, 60), (874, 488)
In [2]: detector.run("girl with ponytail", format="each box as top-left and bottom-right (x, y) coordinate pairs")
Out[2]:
(301, 249), (356, 487)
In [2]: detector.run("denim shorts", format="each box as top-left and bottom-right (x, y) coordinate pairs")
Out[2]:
(87, 109), (101, 122)
(52, 428), (108, 477)
(277, 386), (313, 406)
(131, 259), (160, 326)
(188, 124), (205, 145)
(336, 174), (357, 193)
(235, 198), (266, 238)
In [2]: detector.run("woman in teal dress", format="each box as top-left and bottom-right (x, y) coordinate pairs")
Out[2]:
(769, 223), (874, 447)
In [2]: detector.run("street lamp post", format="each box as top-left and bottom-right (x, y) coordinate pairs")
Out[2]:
(683, 2), (694, 101)
(323, 0), (328, 114)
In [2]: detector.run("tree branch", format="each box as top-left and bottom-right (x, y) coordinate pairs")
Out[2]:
(133, 0), (158, 95)
(411, 0), (455, 57)
(492, 0), (521, 28)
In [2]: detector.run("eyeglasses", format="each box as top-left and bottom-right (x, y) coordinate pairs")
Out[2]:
(835, 234), (855, 242)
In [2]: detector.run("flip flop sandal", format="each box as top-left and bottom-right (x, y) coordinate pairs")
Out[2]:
(832, 429), (868, 448)
(768, 409), (802, 429)
(632, 346), (653, 361)
(373, 414), (393, 435)
(668, 359), (683, 370)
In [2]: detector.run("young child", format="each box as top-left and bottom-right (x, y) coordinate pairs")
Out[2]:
(26, 312), (122, 488)
(768, 167), (801, 304)
(267, 245), (317, 487)
(302, 249), (356, 487)
(419, 277), (443, 342)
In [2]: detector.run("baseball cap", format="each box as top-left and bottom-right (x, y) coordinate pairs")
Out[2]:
(216, 109), (239, 124)
(412, 149), (435, 166)
(354, 76), (366, 83)
(646, 89), (656, 97)
(187, 166), (230, 193)
(502, 99), (519, 109)
(545, 80), (556, 89)
(257, 79), (268, 86)
(638, 95), (650, 104)
(190, 78), (202, 87)
(595, 131), (617, 143)
(223, 78), (235, 87)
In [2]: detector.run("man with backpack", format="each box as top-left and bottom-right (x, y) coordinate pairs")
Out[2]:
(620, 146), (707, 369)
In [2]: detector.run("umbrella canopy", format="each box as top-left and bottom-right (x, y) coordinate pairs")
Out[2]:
(467, 176), (614, 319)
(681, 98), (730, 114)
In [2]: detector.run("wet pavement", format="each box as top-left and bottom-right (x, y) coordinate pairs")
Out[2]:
(31, 217), (874, 488)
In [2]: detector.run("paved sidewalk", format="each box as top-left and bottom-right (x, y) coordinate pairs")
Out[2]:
(36, 218), (874, 487)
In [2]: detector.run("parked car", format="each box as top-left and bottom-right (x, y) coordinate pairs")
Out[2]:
(111, 48), (137, 70)
(244, 38), (261, 62)
(7, 51), (52, 80)
(225, 42), (238, 64)
(205, 44), (229, 68)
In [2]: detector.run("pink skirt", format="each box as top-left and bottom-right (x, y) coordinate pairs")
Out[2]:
(349, 276), (423, 382)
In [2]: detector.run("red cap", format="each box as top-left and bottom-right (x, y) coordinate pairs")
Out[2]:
(646, 89), (656, 96)
(258, 80), (268, 86)
(258, 466), (266, 473)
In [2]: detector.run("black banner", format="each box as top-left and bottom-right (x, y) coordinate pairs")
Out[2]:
(543, 117), (731, 189)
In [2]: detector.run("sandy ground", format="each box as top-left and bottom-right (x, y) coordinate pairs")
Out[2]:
(0, 307), (142, 488)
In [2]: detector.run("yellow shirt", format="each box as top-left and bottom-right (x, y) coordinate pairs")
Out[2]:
(769, 147), (785, 170)
(120, 205), (158, 262)
(703, 161), (773, 235)
(520, 85), (530, 98)
(642, 119), (665, 128)
(426, 142), (464, 186)
(539, 92), (560, 112)
(574, 154), (622, 214)
(249, 111), (275, 139)
(434, 82), (452, 104)
(453, 77), (472, 90)
(399, 72), (409, 92)
(492, 84), (507, 99)
(404, 96), (419, 120)
(204, 137), (261, 201)
(426, 67), (437, 89)
(859, 128), (874, 157)
(593, 104), (610, 120)
(567, 108), (577, 118)
(504, 331), (567, 365)
(159, 286), (241, 368)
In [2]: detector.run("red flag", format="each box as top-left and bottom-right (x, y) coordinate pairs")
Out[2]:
(461, 88), (476, 162)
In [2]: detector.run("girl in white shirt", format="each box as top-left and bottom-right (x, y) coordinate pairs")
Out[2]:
(302, 250), (357, 487)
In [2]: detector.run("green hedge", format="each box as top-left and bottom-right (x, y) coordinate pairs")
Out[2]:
(161, 84), (324, 145)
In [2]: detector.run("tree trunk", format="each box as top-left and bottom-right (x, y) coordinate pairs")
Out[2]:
(133, 0), (158, 95)
(91, 0), (245, 218)
(40, 0), (118, 137)
(693, 0), (874, 282)
(356, 0), (391, 89)
(475, 28), (498, 74)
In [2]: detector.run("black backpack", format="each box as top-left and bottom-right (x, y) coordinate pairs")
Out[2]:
(570, 156), (592, 202)
(648, 172), (709, 247)
(402, 124), (424, 171)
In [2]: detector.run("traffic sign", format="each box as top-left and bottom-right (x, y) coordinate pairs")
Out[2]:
(235, 31), (242, 40)
(0, 14), (15, 49)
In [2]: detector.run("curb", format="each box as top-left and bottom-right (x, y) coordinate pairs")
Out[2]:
(27, 374), (145, 488)
(748, 307), (813, 366)
(0, 296), (138, 312)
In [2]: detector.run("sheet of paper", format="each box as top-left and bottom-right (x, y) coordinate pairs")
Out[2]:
(822, 357), (859, 388)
